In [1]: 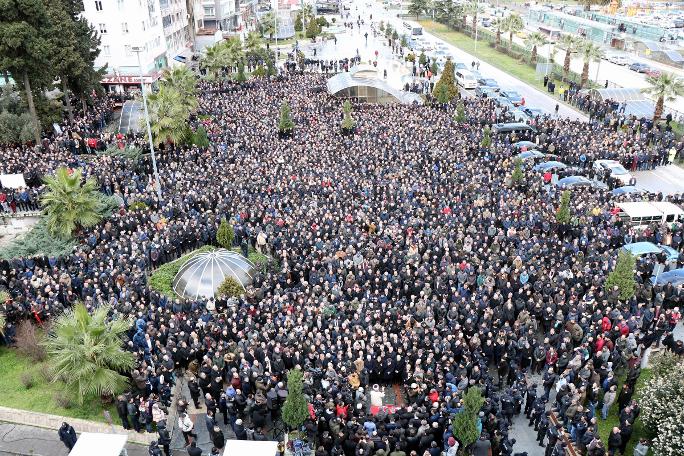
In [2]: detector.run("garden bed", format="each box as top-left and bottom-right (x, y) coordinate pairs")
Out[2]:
(0, 347), (114, 423)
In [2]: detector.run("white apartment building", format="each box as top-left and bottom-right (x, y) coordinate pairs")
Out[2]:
(83, 0), (199, 90)
(84, 0), (168, 78)
(201, 0), (240, 31)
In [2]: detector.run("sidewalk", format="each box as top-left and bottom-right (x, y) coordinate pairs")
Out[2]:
(0, 423), (150, 456)
(0, 406), (156, 446)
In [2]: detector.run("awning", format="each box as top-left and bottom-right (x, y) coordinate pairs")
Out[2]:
(173, 55), (187, 62)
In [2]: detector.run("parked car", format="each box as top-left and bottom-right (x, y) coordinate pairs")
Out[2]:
(512, 141), (536, 149)
(646, 68), (661, 78)
(475, 86), (498, 98)
(607, 54), (631, 65)
(477, 77), (499, 90)
(494, 96), (515, 110)
(593, 159), (635, 185)
(650, 268), (684, 286)
(523, 107), (545, 118)
(453, 62), (468, 70)
(556, 176), (608, 189)
(622, 242), (680, 263)
(515, 150), (545, 160)
(629, 62), (650, 73)
(611, 185), (644, 196)
(533, 160), (567, 171)
(500, 90), (523, 106)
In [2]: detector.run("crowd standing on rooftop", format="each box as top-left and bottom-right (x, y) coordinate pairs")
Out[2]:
(0, 72), (683, 456)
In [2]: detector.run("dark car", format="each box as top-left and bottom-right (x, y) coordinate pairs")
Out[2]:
(650, 268), (684, 286)
(523, 107), (545, 118)
(500, 90), (523, 106)
(477, 77), (499, 90)
(629, 62), (650, 73)
(475, 86), (498, 98)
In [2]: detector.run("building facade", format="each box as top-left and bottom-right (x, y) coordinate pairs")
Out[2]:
(201, 0), (240, 31)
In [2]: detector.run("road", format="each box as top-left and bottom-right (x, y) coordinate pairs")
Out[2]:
(634, 164), (684, 195)
(352, 0), (588, 120)
(117, 101), (143, 134)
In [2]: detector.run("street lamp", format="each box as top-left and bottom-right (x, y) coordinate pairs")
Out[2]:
(131, 46), (163, 202)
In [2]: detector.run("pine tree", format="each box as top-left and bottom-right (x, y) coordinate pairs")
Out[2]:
(555, 190), (571, 224)
(452, 387), (484, 450)
(294, 14), (303, 32)
(480, 126), (492, 149)
(454, 101), (466, 122)
(605, 250), (637, 301)
(511, 158), (524, 184)
(434, 83), (450, 105)
(216, 218), (234, 249)
(192, 126), (210, 148)
(305, 18), (320, 39)
(0, 0), (55, 144)
(278, 101), (295, 135)
(341, 100), (355, 132)
(281, 369), (309, 431)
(433, 60), (459, 102)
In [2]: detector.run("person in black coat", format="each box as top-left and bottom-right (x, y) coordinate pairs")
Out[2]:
(58, 422), (78, 450)
(187, 442), (203, 456)
(607, 427), (622, 456)
(212, 426), (225, 449)
(116, 395), (130, 430)
(158, 426), (172, 456)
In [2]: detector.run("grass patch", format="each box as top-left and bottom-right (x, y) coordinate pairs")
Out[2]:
(418, 20), (582, 109)
(231, 246), (269, 265)
(596, 368), (653, 456)
(149, 245), (216, 298)
(0, 347), (114, 422)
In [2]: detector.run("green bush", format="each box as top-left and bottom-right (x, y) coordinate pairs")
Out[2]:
(433, 60), (459, 102)
(305, 18), (321, 39)
(511, 158), (524, 184)
(191, 126), (210, 148)
(128, 201), (148, 212)
(605, 250), (637, 301)
(278, 101), (295, 134)
(97, 145), (142, 162)
(294, 14), (303, 32)
(216, 218), (234, 249)
(149, 245), (216, 297)
(282, 369), (309, 430)
(0, 220), (76, 260)
(556, 190), (571, 224)
(316, 16), (328, 27)
(20, 372), (35, 389)
(216, 276), (244, 298)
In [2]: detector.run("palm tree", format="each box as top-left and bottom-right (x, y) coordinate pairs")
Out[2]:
(43, 303), (134, 404)
(41, 167), (103, 240)
(525, 32), (548, 65)
(464, 0), (482, 33)
(559, 34), (578, 78)
(218, 38), (244, 73)
(260, 12), (277, 39)
(642, 73), (684, 120)
(161, 66), (196, 97)
(578, 40), (604, 87)
(300, 4), (314, 29)
(495, 19), (502, 47)
(502, 14), (524, 50)
(245, 31), (264, 58)
(146, 85), (190, 145)
(201, 44), (223, 79)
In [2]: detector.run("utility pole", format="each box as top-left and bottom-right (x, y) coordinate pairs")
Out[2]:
(132, 47), (163, 202)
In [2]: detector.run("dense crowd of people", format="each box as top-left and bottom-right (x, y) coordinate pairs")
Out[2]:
(0, 72), (683, 456)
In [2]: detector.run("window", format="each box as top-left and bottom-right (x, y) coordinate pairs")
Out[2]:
(103, 45), (111, 56)
(98, 23), (107, 33)
(95, 0), (103, 11)
(117, 0), (124, 9)
(124, 45), (132, 56)
(122, 22), (129, 33)
(204, 6), (215, 15)
(142, 21), (146, 31)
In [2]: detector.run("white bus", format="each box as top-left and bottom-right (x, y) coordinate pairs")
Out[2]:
(455, 69), (478, 89)
(616, 202), (684, 228)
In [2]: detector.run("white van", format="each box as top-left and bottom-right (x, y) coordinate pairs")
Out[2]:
(455, 69), (477, 89)
(616, 202), (684, 228)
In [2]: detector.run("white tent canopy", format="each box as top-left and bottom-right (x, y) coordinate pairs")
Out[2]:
(69, 433), (128, 456)
(224, 440), (279, 456)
